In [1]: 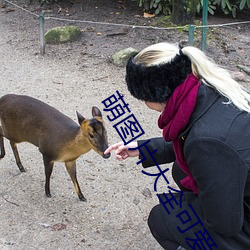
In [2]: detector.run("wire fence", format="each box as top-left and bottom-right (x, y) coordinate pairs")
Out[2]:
(3, 0), (250, 55)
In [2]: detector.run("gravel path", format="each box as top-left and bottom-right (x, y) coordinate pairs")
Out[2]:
(0, 4), (170, 250)
(0, 1), (249, 249)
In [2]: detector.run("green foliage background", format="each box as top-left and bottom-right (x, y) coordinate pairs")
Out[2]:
(39, 0), (250, 18)
(135, 0), (250, 17)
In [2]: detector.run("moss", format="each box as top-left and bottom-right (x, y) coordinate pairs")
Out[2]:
(152, 16), (199, 32)
(152, 16), (172, 27)
(112, 48), (138, 67)
(45, 26), (82, 44)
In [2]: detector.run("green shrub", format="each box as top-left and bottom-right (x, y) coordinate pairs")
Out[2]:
(135, 0), (172, 15)
(213, 0), (250, 17)
(196, 0), (217, 15)
(135, 0), (250, 18)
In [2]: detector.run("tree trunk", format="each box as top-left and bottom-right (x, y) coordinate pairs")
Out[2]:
(171, 0), (198, 25)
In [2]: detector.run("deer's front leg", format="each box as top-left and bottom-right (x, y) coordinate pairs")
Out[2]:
(65, 160), (86, 202)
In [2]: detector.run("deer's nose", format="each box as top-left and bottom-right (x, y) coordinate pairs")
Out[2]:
(103, 152), (111, 159)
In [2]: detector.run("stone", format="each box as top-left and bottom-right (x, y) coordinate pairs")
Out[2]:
(112, 47), (138, 67)
(44, 26), (82, 44)
(142, 187), (152, 198)
(133, 197), (140, 205)
(231, 71), (247, 82)
(0, 0), (6, 8)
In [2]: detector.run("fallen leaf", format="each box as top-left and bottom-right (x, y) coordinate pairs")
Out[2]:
(51, 223), (67, 231)
(143, 12), (155, 18)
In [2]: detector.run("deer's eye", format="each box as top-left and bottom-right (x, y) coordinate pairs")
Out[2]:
(89, 133), (94, 139)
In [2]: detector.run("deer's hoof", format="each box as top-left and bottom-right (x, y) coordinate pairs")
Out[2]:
(46, 193), (52, 198)
(79, 196), (87, 202)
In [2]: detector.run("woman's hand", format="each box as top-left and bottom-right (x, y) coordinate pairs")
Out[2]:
(104, 141), (139, 160)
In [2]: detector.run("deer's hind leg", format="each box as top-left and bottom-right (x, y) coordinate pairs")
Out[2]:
(10, 141), (26, 172)
(43, 155), (54, 198)
(0, 126), (5, 159)
(65, 161), (86, 202)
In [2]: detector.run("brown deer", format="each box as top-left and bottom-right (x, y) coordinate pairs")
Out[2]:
(0, 94), (110, 201)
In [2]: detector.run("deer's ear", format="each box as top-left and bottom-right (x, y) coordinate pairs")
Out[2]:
(92, 106), (102, 118)
(76, 111), (85, 125)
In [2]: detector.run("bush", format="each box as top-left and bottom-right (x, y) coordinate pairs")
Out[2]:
(212, 0), (250, 17)
(135, 0), (250, 18)
(135, 0), (172, 15)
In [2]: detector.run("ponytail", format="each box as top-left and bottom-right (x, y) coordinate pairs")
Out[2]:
(182, 46), (250, 112)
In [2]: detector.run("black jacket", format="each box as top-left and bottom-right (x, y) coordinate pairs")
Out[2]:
(138, 84), (250, 248)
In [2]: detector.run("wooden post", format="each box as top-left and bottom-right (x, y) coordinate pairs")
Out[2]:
(39, 11), (45, 55)
(188, 25), (195, 46)
(202, 0), (208, 51)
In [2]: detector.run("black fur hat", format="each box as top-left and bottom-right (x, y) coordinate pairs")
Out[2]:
(125, 52), (192, 103)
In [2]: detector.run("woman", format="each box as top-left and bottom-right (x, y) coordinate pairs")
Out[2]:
(104, 42), (250, 250)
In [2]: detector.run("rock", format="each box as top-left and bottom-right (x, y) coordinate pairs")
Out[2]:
(133, 197), (140, 205)
(142, 187), (152, 198)
(0, 0), (5, 8)
(39, 223), (50, 228)
(112, 47), (138, 67)
(45, 26), (82, 44)
(231, 71), (247, 82)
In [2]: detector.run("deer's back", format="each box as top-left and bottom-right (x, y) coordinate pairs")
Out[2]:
(0, 94), (79, 147)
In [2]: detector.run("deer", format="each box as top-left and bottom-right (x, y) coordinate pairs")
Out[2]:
(0, 94), (111, 201)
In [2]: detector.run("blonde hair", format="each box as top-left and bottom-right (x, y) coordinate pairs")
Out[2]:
(134, 42), (250, 113)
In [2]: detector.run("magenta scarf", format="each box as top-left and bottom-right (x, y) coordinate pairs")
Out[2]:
(158, 73), (201, 194)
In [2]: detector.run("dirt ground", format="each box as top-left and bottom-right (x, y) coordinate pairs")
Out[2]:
(0, 0), (249, 249)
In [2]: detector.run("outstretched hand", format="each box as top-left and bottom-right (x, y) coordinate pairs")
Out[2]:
(104, 141), (139, 160)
